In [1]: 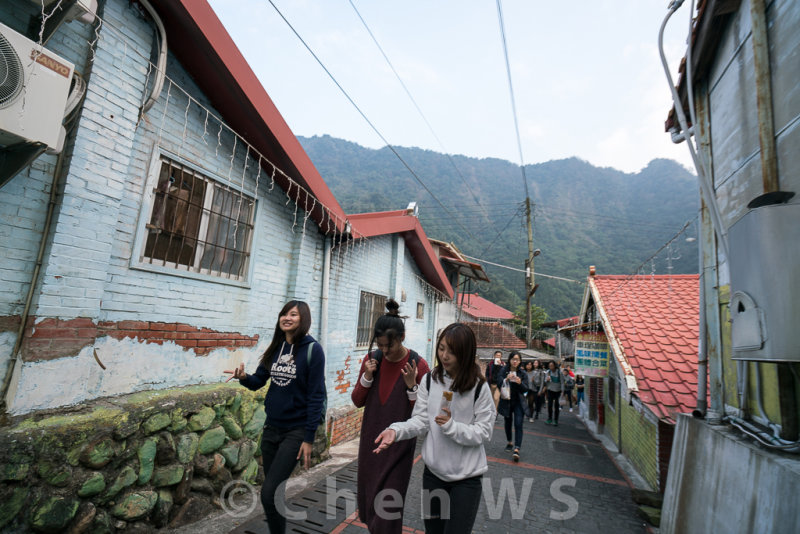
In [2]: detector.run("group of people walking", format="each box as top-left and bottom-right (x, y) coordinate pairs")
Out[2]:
(226, 299), (495, 533)
(486, 352), (584, 463)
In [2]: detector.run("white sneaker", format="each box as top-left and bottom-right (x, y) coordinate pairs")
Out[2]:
(529, 418), (534, 422)
(569, 408), (573, 412)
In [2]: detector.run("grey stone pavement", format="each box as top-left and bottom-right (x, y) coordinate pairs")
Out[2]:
(174, 404), (655, 534)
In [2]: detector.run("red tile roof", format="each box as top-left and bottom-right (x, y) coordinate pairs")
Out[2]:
(464, 322), (526, 350)
(590, 274), (700, 422)
(348, 210), (453, 298)
(543, 337), (556, 348)
(459, 294), (515, 321)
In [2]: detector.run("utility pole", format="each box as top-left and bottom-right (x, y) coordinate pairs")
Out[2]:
(524, 197), (535, 349)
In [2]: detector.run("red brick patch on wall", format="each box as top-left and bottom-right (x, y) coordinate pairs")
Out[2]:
(328, 407), (364, 446)
(17, 316), (259, 361)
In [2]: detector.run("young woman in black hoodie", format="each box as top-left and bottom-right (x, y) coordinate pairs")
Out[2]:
(225, 300), (326, 534)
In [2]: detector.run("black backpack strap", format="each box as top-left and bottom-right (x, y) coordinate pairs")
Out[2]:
(426, 372), (431, 392)
(474, 380), (482, 403)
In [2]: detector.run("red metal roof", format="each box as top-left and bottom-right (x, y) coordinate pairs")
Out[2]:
(464, 322), (526, 350)
(543, 337), (556, 348)
(542, 316), (580, 329)
(348, 210), (453, 298)
(590, 274), (700, 422)
(460, 294), (515, 321)
(149, 0), (347, 231)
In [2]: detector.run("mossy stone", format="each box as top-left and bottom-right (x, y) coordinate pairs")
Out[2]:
(221, 415), (243, 440)
(238, 398), (256, 426)
(30, 496), (79, 533)
(255, 430), (263, 457)
(78, 472), (106, 498)
(88, 509), (112, 534)
(104, 466), (137, 499)
(234, 439), (256, 472)
(110, 491), (158, 521)
(213, 402), (227, 418)
(188, 406), (216, 431)
(197, 426), (227, 454)
(152, 489), (173, 528)
(142, 412), (171, 435)
(220, 444), (239, 468)
(229, 392), (242, 415)
(80, 439), (115, 469)
(242, 458), (259, 485)
(66, 442), (85, 467)
(113, 416), (140, 440)
(1, 462), (29, 481)
(243, 406), (265, 439)
(0, 487), (28, 530)
(137, 437), (158, 485)
(169, 408), (188, 432)
(155, 432), (177, 465)
(152, 464), (185, 487)
(37, 460), (71, 486)
(176, 433), (199, 464)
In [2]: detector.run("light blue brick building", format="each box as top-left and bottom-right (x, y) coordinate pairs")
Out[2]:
(0, 0), (454, 421)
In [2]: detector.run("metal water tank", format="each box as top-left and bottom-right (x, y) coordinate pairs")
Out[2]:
(729, 202), (800, 361)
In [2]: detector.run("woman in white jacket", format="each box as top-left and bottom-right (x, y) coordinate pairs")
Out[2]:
(374, 323), (495, 534)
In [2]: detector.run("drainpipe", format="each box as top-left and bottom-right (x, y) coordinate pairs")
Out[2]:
(1, 144), (69, 420)
(694, 218), (708, 418)
(138, 0), (168, 115)
(320, 235), (332, 354)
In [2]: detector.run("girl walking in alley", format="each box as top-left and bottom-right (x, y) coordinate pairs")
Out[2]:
(576, 374), (585, 408)
(543, 361), (564, 426)
(562, 367), (575, 412)
(374, 323), (495, 534)
(497, 351), (528, 462)
(351, 300), (429, 534)
(527, 360), (545, 422)
(224, 300), (326, 534)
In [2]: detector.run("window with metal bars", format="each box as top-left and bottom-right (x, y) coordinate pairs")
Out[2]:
(416, 302), (424, 320)
(141, 156), (255, 282)
(356, 291), (387, 348)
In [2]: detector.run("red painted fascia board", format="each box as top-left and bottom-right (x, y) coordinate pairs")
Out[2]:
(150, 0), (346, 231)
(349, 213), (454, 298)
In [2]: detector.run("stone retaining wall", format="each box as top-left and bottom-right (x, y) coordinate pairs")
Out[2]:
(0, 384), (329, 532)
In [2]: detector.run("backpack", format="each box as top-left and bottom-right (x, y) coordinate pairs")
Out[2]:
(305, 342), (326, 424)
(426, 372), (483, 404)
(565, 374), (575, 388)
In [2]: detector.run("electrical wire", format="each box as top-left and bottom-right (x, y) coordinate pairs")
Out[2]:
(495, 0), (530, 199)
(347, 0), (496, 227)
(267, 0), (478, 241)
(480, 204), (524, 256)
(459, 254), (585, 284)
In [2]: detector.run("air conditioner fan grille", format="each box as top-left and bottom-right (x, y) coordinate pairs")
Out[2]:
(0, 31), (23, 109)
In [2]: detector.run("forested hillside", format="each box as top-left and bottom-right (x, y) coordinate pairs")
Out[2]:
(300, 135), (700, 321)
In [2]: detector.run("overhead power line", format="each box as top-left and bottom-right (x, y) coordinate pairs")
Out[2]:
(347, 0), (496, 228)
(495, 0), (529, 198)
(267, 0), (478, 241)
(460, 254), (585, 285)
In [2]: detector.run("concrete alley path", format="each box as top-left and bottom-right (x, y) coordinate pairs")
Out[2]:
(226, 407), (651, 534)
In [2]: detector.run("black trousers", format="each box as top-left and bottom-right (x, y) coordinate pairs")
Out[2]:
(547, 390), (561, 422)
(260, 425), (305, 533)
(422, 467), (483, 534)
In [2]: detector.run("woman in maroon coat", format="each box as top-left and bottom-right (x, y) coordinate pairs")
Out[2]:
(351, 300), (430, 533)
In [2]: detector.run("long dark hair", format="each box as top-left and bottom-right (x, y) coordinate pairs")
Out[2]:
(432, 323), (484, 394)
(366, 299), (405, 357)
(507, 350), (522, 370)
(259, 300), (311, 367)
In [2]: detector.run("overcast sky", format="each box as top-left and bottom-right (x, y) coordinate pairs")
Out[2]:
(207, 0), (695, 174)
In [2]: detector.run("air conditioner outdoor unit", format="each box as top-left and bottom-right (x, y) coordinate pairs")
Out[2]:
(0, 22), (74, 152)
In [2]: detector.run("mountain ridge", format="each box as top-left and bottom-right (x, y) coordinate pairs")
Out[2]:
(299, 134), (700, 321)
